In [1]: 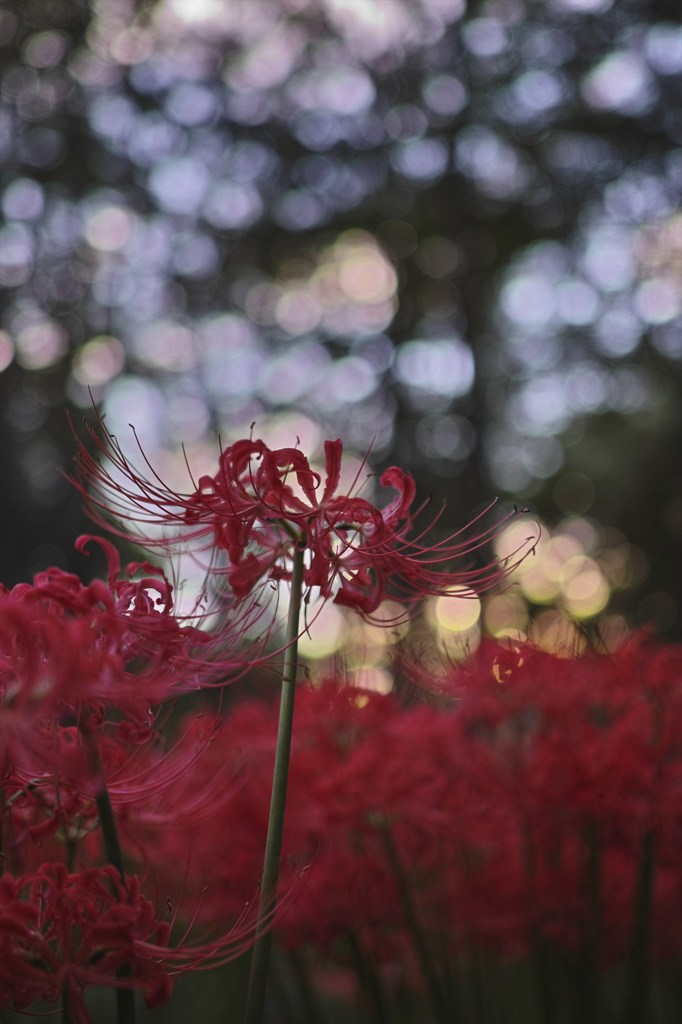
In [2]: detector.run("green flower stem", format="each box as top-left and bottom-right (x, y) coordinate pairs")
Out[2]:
(81, 726), (136, 1024)
(242, 541), (306, 1024)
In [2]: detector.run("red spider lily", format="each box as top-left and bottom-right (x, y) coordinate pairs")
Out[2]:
(76, 535), (207, 682)
(0, 862), (270, 1023)
(0, 535), (217, 783)
(2, 755), (98, 870)
(0, 863), (172, 1021)
(0, 714), (243, 877)
(97, 712), (247, 869)
(72, 415), (534, 620)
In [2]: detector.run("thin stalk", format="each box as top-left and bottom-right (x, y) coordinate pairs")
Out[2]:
(380, 824), (451, 1024)
(65, 834), (77, 873)
(625, 830), (655, 1024)
(519, 815), (555, 1024)
(348, 931), (392, 1024)
(61, 987), (73, 1024)
(268, 950), (299, 1024)
(288, 948), (328, 1024)
(242, 541), (306, 1024)
(81, 726), (136, 1024)
(575, 822), (601, 1024)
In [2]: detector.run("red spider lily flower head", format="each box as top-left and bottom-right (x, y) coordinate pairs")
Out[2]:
(0, 861), (272, 1022)
(0, 537), (212, 779)
(75, 534), (211, 691)
(0, 864), (172, 1020)
(72, 414), (535, 622)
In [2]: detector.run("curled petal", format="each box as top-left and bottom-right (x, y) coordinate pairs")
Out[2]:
(379, 466), (417, 529)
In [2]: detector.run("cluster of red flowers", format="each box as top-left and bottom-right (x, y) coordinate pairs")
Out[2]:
(6, 419), (682, 1022)
(140, 637), (682, 1009)
(0, 865), (171, 1021)
(2, 424), (524, 1020)
(0, 528), (267, 1020)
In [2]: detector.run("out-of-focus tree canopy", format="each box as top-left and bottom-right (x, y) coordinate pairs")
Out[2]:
(1, 0), (681, 636)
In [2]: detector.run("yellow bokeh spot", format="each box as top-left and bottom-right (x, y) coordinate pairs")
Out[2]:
(519, 566), (561, 604)
(517, 535), (582, 605)
(349, 667), (394, 694)
(298, 601), (344, 660)
(492, 627), (528, 643)
(494, 518), (546, 576)
(433, 588), (481, 633)
(483, 593), (528, 635)
(560, 556), (610, 619)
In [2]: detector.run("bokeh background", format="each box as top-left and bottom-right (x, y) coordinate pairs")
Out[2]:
(2, 0), (682, 655)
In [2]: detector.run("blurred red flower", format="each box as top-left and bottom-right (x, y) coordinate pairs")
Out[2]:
(145, 637), (682, 973)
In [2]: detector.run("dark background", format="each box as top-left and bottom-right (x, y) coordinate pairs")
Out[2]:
(2, 0), (682, 642)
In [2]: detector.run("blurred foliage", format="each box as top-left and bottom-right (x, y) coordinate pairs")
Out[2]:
(1, 0), (682, 633)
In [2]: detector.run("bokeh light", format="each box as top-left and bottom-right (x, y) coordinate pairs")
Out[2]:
(1, 0), (680, 635)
